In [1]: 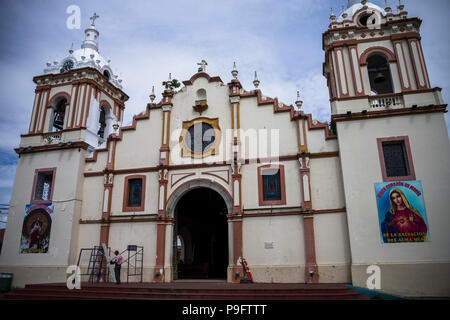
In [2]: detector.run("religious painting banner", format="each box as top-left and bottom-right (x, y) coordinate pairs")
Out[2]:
(374, 181), (430, 244)
(20, 203), (53, 254)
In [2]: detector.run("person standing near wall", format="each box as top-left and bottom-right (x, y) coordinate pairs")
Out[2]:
(111, 250), (122, 284)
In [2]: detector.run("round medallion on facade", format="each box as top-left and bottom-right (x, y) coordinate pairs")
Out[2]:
(180, 118), (221, 158)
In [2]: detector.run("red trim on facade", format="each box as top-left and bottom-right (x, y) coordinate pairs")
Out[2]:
(323, 30), (422, 52)
(348, 45), (366, 96)
(48, 92), (71, 107)
(257, 164), (287, 206)
(377, 136), (416, 182)
(201, 169), (230, 185)
(170, 172), (196, 188)
(182, 72), (223, 86)
(33, 67), (129, 102)
(166, 178), (233, 213)
(153, 223), (166, 282)
(32, 90), (43, 133)
(122, 175), (146, 212)
(77, 84), (88, 128)
(330, 87), (443, 103)
(332, 104), (446, 122)
(82, 86), (92, 127)
(299, 156), (312, 209)
(28, 92), (40, 133)
(70, 84), (79, 128)
(331, 50), (342, 97)
(417, 40), (431, 88)
(359, 46), (396, 65)
(335, 47), (351, 97)
(231, 218), (243, 283)
(407, 39), (428, 90)
(83, 152), (340, 178)
(38, 90), (51, 133)
(304, 216), (319, 283)
(392, 40), (413, 92)
(238, 88), (292, 113)
(99, 99), (113, 110)
(30, 167), (57, 204)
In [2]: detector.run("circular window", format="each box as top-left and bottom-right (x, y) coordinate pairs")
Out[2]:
(186, 122), (216, 153)
(358, 11), (380, 27)
(60, 60), (74, 73)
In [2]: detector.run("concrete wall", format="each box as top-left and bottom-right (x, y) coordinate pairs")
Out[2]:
(243, 215), (305, 283)
(337, 112), (450, 297)
(0, 149), (85, 287)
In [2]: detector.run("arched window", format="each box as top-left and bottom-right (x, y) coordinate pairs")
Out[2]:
(51, 98), (67, 131)
(97, 106), (107, 138)
(367, 53), (394, 95)
(103, 70), (110, 80)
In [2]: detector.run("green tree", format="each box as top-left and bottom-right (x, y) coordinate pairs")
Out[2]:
(162, 79), (181, 90)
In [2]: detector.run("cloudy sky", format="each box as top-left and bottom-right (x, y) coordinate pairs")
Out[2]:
(0, 0), (449, 205)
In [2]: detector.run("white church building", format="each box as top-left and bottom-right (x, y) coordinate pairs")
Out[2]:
(0, 0), (449, 298)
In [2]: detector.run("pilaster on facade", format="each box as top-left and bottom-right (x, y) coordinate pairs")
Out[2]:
(298, 148), (318, 283)
(228, 85), (245, 282)
(98, 139), (117, 249)
(303, 215), (319, 284)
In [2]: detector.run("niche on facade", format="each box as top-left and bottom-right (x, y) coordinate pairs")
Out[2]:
(193, 88), (208, 115)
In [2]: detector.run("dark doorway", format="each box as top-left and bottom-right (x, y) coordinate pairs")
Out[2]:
(174, 187), (228, 280)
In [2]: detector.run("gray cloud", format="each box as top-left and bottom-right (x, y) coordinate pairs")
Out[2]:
(0, 0), (449, 205)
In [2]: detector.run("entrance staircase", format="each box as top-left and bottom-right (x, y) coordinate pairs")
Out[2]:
(3, 282), (370, 300)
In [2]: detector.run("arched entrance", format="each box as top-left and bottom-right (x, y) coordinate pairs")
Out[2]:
(166, 180), (232, 281)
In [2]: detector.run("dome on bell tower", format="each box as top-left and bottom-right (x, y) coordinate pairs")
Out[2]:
(338, 1), (386, 22)
(43, 13), (123, 90)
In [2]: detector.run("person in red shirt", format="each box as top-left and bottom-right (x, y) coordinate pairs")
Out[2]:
(111, 250), (122, 284)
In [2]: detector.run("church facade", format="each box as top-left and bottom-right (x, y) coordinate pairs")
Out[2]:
(1, 1), (449, 298)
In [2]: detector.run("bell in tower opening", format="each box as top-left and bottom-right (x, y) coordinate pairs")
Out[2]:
(367, 53), (394, 95)
(52, 98), (67, 131)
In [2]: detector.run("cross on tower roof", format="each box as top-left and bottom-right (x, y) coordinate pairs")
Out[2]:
(90, 13), (100, 26)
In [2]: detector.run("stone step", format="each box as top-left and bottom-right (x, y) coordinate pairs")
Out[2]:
(5, 282), (370, 300)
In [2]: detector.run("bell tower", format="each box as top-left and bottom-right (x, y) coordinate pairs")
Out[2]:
(323, 0), (444, 115)
(0, 14), (129, 285)
(323, 1), (450, 296)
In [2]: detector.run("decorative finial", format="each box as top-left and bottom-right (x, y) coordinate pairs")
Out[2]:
(197, 59), (208, 72)
(69, 42), (74, 54)
(342, 6), (348, 19)
(385, 0), (392, 13)
(397, 0), (404, 11)
(253, 71), (260, 89)
(231, 62), (238, 79)
(150, 86), (156, 102)
(166, 73), (173, 89)
(90, 13), (100, 26)
(330, 8), (336, 22)
(295, 91), (303, 109)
